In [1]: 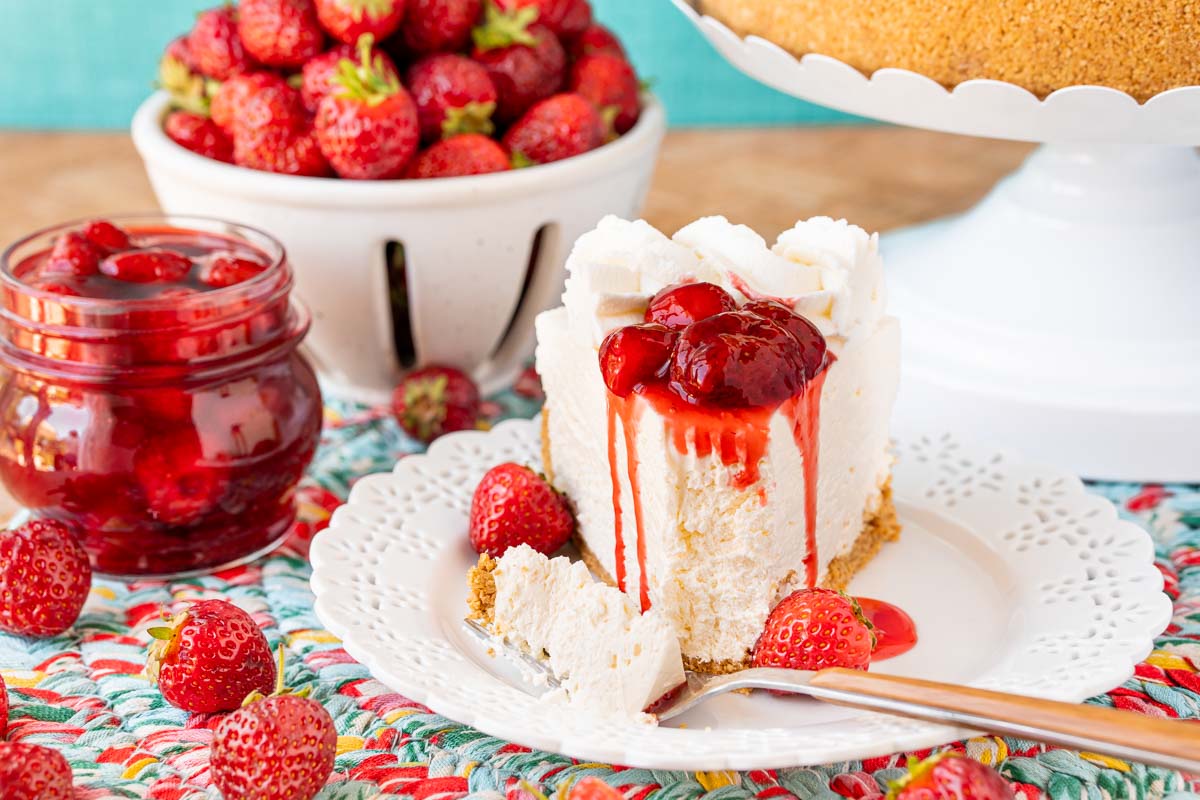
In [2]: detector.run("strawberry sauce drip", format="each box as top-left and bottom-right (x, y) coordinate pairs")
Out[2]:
(617, 393), (650, 612)
(858, 597), (918, 661)
(782, 366), (830, 588)
(606, 398), (628, 594)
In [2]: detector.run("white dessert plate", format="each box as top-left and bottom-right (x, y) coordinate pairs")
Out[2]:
(309, 419), (1171, 770)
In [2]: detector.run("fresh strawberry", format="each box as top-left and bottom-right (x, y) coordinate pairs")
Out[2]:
(145, 599), (276, 713)
(81, 220), (132, 253)
(200, 254), (268, 287)
(211, 685), (337, 800)
(101, 249), (194, 283)
(570, 53), (640, 134)
(211, 71), (289, 133)
(888, 752), (1016, 800)
(44, 231), (102, 277)
(556, 0), (591, 38)
(0, 671), (7, 737)
(0, 742), (74, 799)
(159, 35), (211, 116)
(408, 133), (510, 178)
(492, 0), (572, 35)
(402, 0), (481, 54)
(236, 123), (330, 175)
(134, 430), (224, 524)
(238, 0), (326, 68)
(392, 365), (481, 441)
(568, 22), (625, 61)
(407, 53), (498, 141)
(752, 588), (875, 672)
(163, 34), (199, 73)
(471, 5), (565, 123)
(315, 0), (406, 44)
(314, 39), (419, 179)
(165, 110), (235, 163)
(301, 39), (397, 114)
(0, 519), (91, 638)
(568, 777), (623, 800)
(502, 92), (602, 165)
(469, 462), (574, 557)
(190, 6), (255, 80)
(233, 83), (332, 176)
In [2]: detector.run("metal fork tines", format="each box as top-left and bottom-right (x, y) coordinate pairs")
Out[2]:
(463, 619), (1200, 774)
(463, 618), (563, 692)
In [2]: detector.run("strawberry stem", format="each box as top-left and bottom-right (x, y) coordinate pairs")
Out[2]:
(333, 33), (401, 106)
(345, 0), (397, 22)
(274, 643), (286, 695)
(441, 101), (497, 139)
(471, 1), (539, 51)
(147, 626), (175, 640)
(511, 150), (536, 169)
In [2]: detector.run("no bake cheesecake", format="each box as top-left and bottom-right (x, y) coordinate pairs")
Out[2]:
(533, 215), (900, 674)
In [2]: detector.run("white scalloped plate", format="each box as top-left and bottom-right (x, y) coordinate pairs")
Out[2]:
(672, 0), (1200, 144)
(309, 419), (1171, 769)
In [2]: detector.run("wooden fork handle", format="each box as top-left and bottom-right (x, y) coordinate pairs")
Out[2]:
(808, 668), (1200, 772)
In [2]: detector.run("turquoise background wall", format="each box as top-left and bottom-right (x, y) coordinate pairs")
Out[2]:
(0, 0), (855, 130)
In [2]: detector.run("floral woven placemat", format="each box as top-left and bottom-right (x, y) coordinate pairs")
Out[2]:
(2, 371), (1198, 800)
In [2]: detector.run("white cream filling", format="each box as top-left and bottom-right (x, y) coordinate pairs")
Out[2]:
(490, 544), (685, 720)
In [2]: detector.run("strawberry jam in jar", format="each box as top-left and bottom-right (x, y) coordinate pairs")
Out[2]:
(0, 216), (322, 578)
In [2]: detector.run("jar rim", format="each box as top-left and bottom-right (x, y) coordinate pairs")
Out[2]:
(0, 213), (288, 312)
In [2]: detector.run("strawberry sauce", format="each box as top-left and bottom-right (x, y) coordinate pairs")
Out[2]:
(0, 217), (323, 578)
(600, 283), (832, 613)
(782, 368), (829, 589)
(858, 597), (918, 661)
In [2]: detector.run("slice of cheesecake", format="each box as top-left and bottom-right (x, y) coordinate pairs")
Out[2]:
(468, 544), (685, 719)
(534, 215), (901, 673)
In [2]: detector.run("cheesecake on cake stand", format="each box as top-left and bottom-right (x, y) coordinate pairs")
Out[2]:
(675, 0), (1200, 481)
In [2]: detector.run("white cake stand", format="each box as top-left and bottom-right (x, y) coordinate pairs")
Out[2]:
(674, 0), (1200, 481)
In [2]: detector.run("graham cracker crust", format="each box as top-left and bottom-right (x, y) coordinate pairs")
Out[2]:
(466, 553), (498, 626)
(571, 483), (901, 675)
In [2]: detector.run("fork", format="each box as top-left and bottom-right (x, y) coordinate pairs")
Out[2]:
(464, 620), (1200, 773)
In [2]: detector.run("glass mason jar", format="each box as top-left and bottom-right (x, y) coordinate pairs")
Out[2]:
(0, 216), (323, 578)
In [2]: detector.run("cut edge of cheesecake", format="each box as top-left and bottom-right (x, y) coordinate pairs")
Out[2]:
(542, 406), (901, 675)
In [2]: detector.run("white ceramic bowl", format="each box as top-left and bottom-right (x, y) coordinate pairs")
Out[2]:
(131, 91), (666, 401)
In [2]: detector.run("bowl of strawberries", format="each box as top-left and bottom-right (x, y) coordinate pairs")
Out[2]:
(132, 0), (665, 401)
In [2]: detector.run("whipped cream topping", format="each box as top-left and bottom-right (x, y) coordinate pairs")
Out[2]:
(562, 215), (885, 346)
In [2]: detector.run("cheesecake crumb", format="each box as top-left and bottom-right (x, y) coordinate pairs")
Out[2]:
(467, 553), (498, 626)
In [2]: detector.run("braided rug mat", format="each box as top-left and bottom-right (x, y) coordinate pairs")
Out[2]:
(2, 369), (1198, 800)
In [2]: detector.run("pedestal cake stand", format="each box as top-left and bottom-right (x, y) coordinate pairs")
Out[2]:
(674, 0), (1200, 481)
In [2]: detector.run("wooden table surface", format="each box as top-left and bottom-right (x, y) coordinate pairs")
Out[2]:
(0, 127), (1033, 519)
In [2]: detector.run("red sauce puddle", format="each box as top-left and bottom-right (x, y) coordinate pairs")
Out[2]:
(858, 597), (918, 661)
